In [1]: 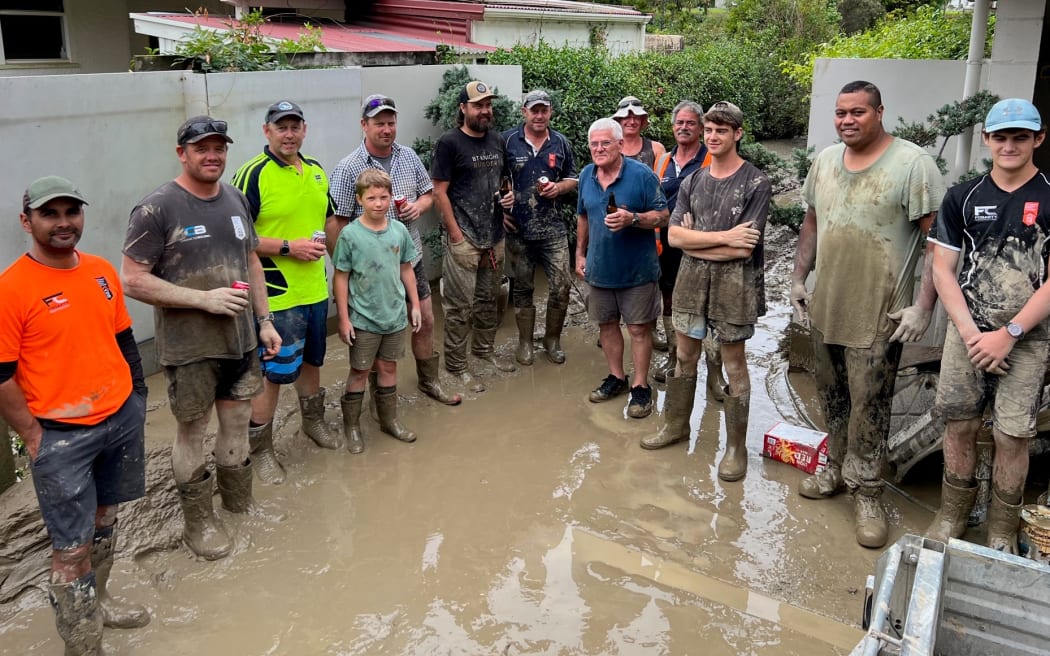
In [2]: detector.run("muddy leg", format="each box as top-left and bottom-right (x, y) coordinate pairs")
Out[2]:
(799, 329), (847, 499)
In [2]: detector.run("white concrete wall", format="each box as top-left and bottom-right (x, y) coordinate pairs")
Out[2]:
(474, 17), (645, 54)
(0, 64), (521, 355)
(984, 0), (1045, 103)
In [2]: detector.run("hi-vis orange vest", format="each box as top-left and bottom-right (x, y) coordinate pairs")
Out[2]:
(653, 149), (713, 255)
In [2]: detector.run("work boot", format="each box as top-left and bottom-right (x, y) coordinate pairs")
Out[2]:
(474, 351), (518, 373)
(852, 488), (888, 549)
(653, 317), (677, 384)
(248, 421), (285, 485)
(375, 386), (417, 443)
(49, 572), (103, 656)
(542, 306), (567, 364)
(798, 466), (845, 500)
(340, 391), (365, 454)
(704, 338), (726, 402)
(925, 476), (977, 543)
(718, 389), (750, 482)
(640, 371), (696, 449)
(91, 526), (149, 629)
(450, 368), (486, 393)
(514, 307), (536, 366)
(367, 370), (379, 423)
(176, 471), (231, 561)
(216, 460), (256, 514)
(416, 353), (462, 405)
(299, 390), (342, 449)
(987, 489), (1022, 554)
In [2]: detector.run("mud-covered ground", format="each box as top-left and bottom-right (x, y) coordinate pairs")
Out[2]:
(1, 225), (949, 655)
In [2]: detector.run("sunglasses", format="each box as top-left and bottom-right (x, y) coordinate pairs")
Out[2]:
(618, 98), (644, 109)
(179, 120), (228, 143)
(365, 96), (396, 111)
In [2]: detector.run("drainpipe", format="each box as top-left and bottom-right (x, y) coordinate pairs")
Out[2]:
(956, 0), (991, 172)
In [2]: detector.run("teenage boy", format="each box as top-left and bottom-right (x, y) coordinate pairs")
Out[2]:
(333, 169), (421, 454)
(926, 98), (1050, 554)
(642, 102), (771, 486)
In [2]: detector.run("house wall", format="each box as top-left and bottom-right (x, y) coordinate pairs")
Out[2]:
(473, 16), (645, 54)
(0, 64), (521, 371)
(0, 0), (129, 76)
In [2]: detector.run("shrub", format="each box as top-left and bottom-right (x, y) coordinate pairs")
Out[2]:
(172, 9), (326, 72)
(838, 0), (886, 34)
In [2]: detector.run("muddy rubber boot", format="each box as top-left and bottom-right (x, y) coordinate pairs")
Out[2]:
(542, 306), (567, 365)
(340, 391), (365, 454)
(216, 459), (256, 514)
(416, 353), (462, 405)
(367, 371), (379, 423)
(91, 527), (149, 629)
(177, 471), (232, 560)
(640, 371), (696, 449)
(852, 488), (888, 549)
(653, 318), (677, 384)
(925, 476), (977, 543)
(376, 386), (417, 443)
(49, 572), (104, 656)
(798, 466), (845, 500)
(987, 489), (1022, 554)
(651, 318), (668, 352)
(514, 307), (536, 366)
(704, 338), (726, 402)
(299, 389), (342, 449)
(718, 390), (750, 482)
(248, 422), (286, 486)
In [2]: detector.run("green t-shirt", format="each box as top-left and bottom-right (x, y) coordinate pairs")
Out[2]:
(232, 147), (335, 312)
(333, 219), (418, 334)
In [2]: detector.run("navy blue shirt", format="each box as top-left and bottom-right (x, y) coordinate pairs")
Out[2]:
(502, 126), (578, 241)
(577, 156), (667, 288)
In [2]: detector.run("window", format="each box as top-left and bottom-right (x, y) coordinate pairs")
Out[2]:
(0, 1), (67, 63)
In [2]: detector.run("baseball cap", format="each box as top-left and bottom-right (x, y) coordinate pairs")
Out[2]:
(612, 96), (648, 119)
(984, 98), (1042, 132)
(705, 101), (745, 128)
(23, 176), (88, 210)
(177, 115), (234, 146)
(265, 100), (305, 123)
(362, 94), (398, 118)
(523, 90), (552, 109)
(460, 80), (496, 104)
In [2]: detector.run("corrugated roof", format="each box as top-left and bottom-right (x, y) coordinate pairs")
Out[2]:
(481, 0), (644, 16)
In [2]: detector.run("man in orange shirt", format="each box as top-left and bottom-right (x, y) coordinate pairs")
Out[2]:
(0, 177), (150, 654)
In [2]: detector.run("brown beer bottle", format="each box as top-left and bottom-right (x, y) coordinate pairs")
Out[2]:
(607, 191), (617, 214)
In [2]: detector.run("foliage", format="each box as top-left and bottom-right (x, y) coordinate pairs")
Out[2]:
(838, 0), (886, 34)
(890, 91), (999, 174)
(786, 6), (993, 87)
(792, 146), (815, 184)
(172, 9), (326, 73)
(725, 0), (840, 61)
(739, 141), (806, 233)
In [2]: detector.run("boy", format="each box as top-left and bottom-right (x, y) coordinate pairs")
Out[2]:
(926, 98), (1050, 553)
(333, 169), (421, 453)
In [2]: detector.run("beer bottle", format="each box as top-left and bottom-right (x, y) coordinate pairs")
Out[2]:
(607, 191), (617, 215)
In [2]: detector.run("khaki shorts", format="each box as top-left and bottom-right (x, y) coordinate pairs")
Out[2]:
(671, 309), (753, 344)
(935, 323), (1049, 438)
(165, 352), (262, 423)
(586, 281), (660, 325)
(349, 328), (407, 371)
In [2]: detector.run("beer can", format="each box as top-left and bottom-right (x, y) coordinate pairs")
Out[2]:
(537, 176), (550, 191)
(312, 230), (326, 245)
(232, 280), (250, 290)
(393, 195), (408, 212)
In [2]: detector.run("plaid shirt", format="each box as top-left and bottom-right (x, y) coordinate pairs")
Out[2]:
(330, 141), (433, 264)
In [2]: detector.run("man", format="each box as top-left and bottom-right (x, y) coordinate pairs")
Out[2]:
(122, 116), (281, 560)
(499, 89), (578, 366)
(926, 99), (1050, 554)
(330, 94), (462, 414)
(0, 177), (150, 654)
(790, 81), (944, 548)
(431, 80), (515, 393)
(642, 102), (771, 486)
(232, 100), (340, 485)
(576, 117), (669, 418)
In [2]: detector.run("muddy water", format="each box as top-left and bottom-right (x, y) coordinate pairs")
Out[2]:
(0, 225), (941, 655)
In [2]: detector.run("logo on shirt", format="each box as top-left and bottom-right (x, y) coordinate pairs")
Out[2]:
(548, 153), (557, 169)
(973, 206), (998, 222)
(95, 276), (113, 300)
(231, 215), (246, 240)
(42, 292), (70, 313)
(1023, 202), (1040, 227)
(183, 225), (209, 240)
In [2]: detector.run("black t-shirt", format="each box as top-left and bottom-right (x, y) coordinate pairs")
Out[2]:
(431, 127), (506, 248)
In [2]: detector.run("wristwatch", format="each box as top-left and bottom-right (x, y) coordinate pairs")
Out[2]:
(257, 312), (275, 325)
(279, 239), (290, 256)
(631, 212), (640, 227)
(1006, 321), (1024, 339)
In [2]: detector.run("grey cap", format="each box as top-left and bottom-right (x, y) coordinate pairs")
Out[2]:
(523, 90), (552, 109)
(265, 100), (305, 123)
(362, 94), (398, 118)
(23, 176), (88, 210)
(704, 101), (744, 128)
(177, 115), (233, 146)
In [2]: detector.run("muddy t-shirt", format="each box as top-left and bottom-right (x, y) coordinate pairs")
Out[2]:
(930, 171), (1050, 339)
(124, 181), (259, 366)
(431, 128), (505, 249)
(802, 138), (945, 348)
(670, 161), (771, 324)
(333, 218), (418, 334)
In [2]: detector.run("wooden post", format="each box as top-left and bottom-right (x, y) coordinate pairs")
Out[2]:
(0, 419), (15, 494)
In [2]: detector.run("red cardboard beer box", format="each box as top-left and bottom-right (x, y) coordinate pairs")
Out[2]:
(762, 422), (828, 474)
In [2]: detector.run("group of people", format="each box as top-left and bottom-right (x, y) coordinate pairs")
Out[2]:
(0, 77), (1045, 653)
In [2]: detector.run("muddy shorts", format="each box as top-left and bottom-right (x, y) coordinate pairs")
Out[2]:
(586, 281), (660, 326)
(30, 393), (146, 550)
(671, 309), (753, 343)
(260, 299), (328, 385)
(412, 260), (432, 302)
(349, 328), (406, 371)
(935, 323), (1049, 438)
(165, 352), (262, 423)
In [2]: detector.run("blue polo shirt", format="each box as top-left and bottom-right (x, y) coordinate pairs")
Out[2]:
(502, 125), (578, 241)
(577, 156), (667, 289)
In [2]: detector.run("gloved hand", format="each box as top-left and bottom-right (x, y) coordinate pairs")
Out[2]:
(887, 304), (932, 342)
(790, 281), (810, 327)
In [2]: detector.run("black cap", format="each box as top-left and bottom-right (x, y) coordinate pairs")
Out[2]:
(177, 115), (233, 146)
(265, 100), (305, 124)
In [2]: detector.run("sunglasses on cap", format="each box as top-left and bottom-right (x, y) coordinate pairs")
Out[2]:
(179, 120), (229, 143)
(618, 98), (644, 109)
(365, 96), (396, 111)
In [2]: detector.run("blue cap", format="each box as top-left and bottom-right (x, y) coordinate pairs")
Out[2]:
(984, 98), (1042, 132)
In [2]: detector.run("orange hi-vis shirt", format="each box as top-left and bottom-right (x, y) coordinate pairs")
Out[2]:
(0, 252), (133, 425)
